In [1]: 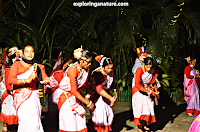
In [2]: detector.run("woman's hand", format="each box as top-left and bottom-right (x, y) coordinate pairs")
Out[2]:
(30, 71), (37, 80)
(113, 89), (118, 99)
(88, 102), (95, 112)
(109, 96), (116, 107)
(26, 71), (37, 83)
(110, 100), (116, 107)
(195, 74), (200, 78)
(86, 100), (95, 112)
(40, 77), (51, 85)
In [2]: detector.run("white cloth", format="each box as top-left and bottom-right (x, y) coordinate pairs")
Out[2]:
(92, 96), (114, 126)
(17, 90), (43, 132)
(59, 97), (87, 131)
(132, 67), (156, 125)
(13, 65), (44, 132)
(0, 74), (18, 125)
(57, 62), (89, 131)
(89, 67), (114, 129)
(132, 91), (155, 119)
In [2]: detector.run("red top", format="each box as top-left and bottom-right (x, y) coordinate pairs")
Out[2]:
(132, 67), (159, 95)
(134, 67), (144, 91)
(8, 61), (48, 90)
(91, 72), (105, 94)
(54, 70), (64, 84)
(48, 70), (64, 94)
(67, 66), (89, 98)
(184, 65), (194, 79)
(5, 68), (12, 91)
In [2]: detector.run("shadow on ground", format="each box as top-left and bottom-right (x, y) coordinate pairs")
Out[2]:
(41, 88), (187, 132)
(148, 88), (187, 131)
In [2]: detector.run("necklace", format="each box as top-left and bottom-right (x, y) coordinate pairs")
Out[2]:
(21, 60), (31, 68)
(76, 63), (82, 72)
(101, 68), (107, 75)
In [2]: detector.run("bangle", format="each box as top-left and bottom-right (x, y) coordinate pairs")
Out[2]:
(85, 94), (90, 99)
(87, 100), (92, 107)
(155, 91), (160, 95)
(147, 90), (152, 95)
(22, 79), (25, 84)
(110, 97), (116, 102)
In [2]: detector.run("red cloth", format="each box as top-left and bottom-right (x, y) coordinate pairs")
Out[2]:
(5, 68), (12, 91)
(184, 65), (194, 79)
(91, 72), (105, 94)
(48, 70), (64, 95)
(134, 67), (144, 90)
(67, 67), (80, 98)
(50, 51), (62, 76)
(67, 67), (89, 98)
(149, 68), (159, 84)
(54, 70), (64, 84)
(8, 61), (48, 86)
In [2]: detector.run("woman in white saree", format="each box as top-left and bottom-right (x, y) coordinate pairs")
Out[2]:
(57, 47), (95, 132)
(8, 45), (50, 132)
(132, 57), (160, 132)
(89, 56), (117, 132)
(183, 58), (200, 116)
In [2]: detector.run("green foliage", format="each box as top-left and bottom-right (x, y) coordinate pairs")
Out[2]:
(1, 0), (200, 102)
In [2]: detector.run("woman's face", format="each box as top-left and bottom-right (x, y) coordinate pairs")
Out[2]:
(191, 59), (196, 66)
(23, 46), (34, 61)
(80, 57), (92, 69)
(104, 64), (113, 75)
(144, 64), (152, 72)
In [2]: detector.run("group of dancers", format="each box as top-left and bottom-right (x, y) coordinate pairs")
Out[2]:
(0, 45), (117, 132)
(0, 44), (200, 132)
(132, 45), (200, 132)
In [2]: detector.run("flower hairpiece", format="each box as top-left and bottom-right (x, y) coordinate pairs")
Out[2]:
(8, 46), (23, 63)
(8, 47), (22, 59)
(95, 55), (104, 62)
(8, 47), (19, 56)
(73, 46), (83, 60)
(185, 56), (191, 63)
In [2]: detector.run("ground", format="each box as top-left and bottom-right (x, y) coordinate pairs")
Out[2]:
(0, 94), (196, 132)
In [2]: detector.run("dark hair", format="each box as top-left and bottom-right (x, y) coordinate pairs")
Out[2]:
(81, 50), (92, 60)
(143, 57), (153, 65)
(190, 58), (196, 63)
(102, 58), (112, 67)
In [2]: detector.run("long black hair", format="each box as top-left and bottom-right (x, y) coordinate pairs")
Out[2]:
(78, 50), (92, 63)
(101, 57), (112, 67)
(143, 57), (153, 65)
(82, 50), (92, 60)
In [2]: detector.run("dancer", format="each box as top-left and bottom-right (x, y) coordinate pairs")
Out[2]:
(57, 46), (95, 132)
(132, 57), (160, 132)
(89, 55), (117, 132)
(0, 68), (18, 132)
(0, 54), (18, 132)
(8, 45), (50, 132)
(183, 56), (200, 116)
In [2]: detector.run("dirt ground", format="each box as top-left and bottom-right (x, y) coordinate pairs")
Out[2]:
(0, 93), (197, 132)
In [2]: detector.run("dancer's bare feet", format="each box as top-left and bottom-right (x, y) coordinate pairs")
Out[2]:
(2, 127), (7, 132)
(137, 128), (143, 132)
(187, 113), (193, 117)
(144, 126), (150, 131)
